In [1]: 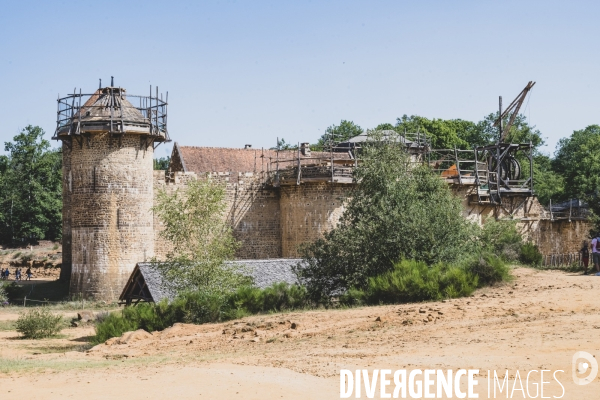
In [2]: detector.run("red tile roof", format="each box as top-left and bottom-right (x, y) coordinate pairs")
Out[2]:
(173, 144), (350, 176)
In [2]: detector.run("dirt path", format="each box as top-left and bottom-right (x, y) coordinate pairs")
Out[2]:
(1, 268), (599, 399)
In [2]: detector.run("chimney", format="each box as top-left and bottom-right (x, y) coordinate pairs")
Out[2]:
(300, 142), (311, 156)
(244, 144), (252, 149)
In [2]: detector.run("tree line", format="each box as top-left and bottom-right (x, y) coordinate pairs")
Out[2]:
(0, 126), (61, 243)
(278, 114), (599, 207)
(2, 116), (599, 243)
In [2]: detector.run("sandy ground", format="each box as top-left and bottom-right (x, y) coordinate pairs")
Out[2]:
(0, 267), (599, 399)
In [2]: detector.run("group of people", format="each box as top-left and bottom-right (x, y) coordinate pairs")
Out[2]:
(580, 238), (600, 275)
(0, 267), (32, 281)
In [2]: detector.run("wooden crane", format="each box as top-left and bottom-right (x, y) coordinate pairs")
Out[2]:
(494, 81), (536, 143)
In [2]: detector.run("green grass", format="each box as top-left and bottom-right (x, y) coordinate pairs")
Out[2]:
(27, 343), (93, 354)
(0, 354), (170, 374)
(0, 320), (16, 331)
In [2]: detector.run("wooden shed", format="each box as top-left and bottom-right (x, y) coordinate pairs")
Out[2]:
(119, 263), (175, 305)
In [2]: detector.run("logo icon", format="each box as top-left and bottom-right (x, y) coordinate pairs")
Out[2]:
(572, 351), (598, 385)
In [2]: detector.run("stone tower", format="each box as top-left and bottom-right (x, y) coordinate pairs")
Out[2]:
(54, 82), (169, 300)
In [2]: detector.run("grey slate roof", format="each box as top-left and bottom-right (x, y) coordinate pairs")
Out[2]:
(227, 259), (303, 289)
(121, 259), (303, 303)
(136, 262), (177, 302)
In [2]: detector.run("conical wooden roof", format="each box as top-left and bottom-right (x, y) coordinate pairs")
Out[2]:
(77, 87), (147, 124)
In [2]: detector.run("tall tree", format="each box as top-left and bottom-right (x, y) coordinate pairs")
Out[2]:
(553, 125), (600, 200)
(395, 115), (485, 150)
(532, 154), (565, 206)
(0, 126), (62, 242)
(316, 120), (363, 149)
(297, 131), (476, 301)
(153, 177), (246, 293)
(153, 156), (170, 170)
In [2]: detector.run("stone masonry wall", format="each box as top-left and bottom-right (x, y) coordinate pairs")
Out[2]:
(153, 170), (196, 260)
(152, 169), (585, 265)
(153, 171), (281, 260)
(533, 220), (591, 255)
(279, 183), (350, 258)
(60, 142), (73, 282)
(67, 133), (154, 300)
(225, 172), (282, 259)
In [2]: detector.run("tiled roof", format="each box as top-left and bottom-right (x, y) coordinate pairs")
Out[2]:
(77, 88), (147, 123)
(175, 145), (351, 176)
(120, 259), (304, 303)
(227, 259), (303, 288)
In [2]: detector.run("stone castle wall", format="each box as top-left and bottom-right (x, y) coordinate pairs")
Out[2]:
(68, 157), (589, 300)
(279, 183), (349, 258)
(153, 171), (282, 260)
(533, 220), (591, 256)
(152, 173), (588, 264)
(65, 134), (154, 300)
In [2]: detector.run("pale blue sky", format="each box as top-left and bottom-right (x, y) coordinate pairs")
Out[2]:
(1, 1), (599, 158)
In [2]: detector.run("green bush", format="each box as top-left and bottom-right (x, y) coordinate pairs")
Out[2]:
(15, 308), (64, 339)
(93, 311), (139, 344)
(93, 283), (309, 343)
(462, 253), (510, 287)
(0, 285), (7, 304)
(520, 242), (542, 266)
(340, 259), (479, 305)
(297, 135), (478, 301)
(3, 282), (24, 301)
(479, 220), (523, 262)
(229, 283), (309, 313)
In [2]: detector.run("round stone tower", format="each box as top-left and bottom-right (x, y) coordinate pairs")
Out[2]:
(54, 82), (169, 300)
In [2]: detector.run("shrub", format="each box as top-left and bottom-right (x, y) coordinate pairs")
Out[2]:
(479, 220), (523, 262)
(3, 282), (24, 301)
(230, 283), (309, 314)
(20, 253), (33, 263)
(340, 259), (479, 305)
(93, 312), (139, 344)
(165, 291), (234, 325)
(93, 283), (310, 343)
(15, 308), (64, 339)
(520, 242), (542, 266)
(462, 253), (510, 287)
(297, 133), (477, 301)
(0, 285), (7, 304)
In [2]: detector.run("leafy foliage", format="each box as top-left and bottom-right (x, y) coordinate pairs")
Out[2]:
(520, 243), (543, 266)
(152, 177), (245, 294)
(228, 283), (309, 313)
(0, 284), (7, 304)
(478, 220), (524, 262)
(0, 126), (62, 242)
(15, 308), (64, 339)
(316, 120), (363, 149)
(296, 132), (477, 301)
(395, 115), (485, 150)
(93, 283), (309, 343)
(392, 113), (544, 151)
(533, 154), (565, 206)
(340, 259), (480, 305)
(462, 253), (510, 286)
(153, 157), (170, 170)
(271, 138), (298, 150)
(553, 125), (600, 200)
(93, 311), (139, 344)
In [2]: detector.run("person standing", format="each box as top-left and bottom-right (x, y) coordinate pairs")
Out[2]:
(581, 240), (590, 275)
(26, 267), (32, 281)
(592, 236), (600, 274)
